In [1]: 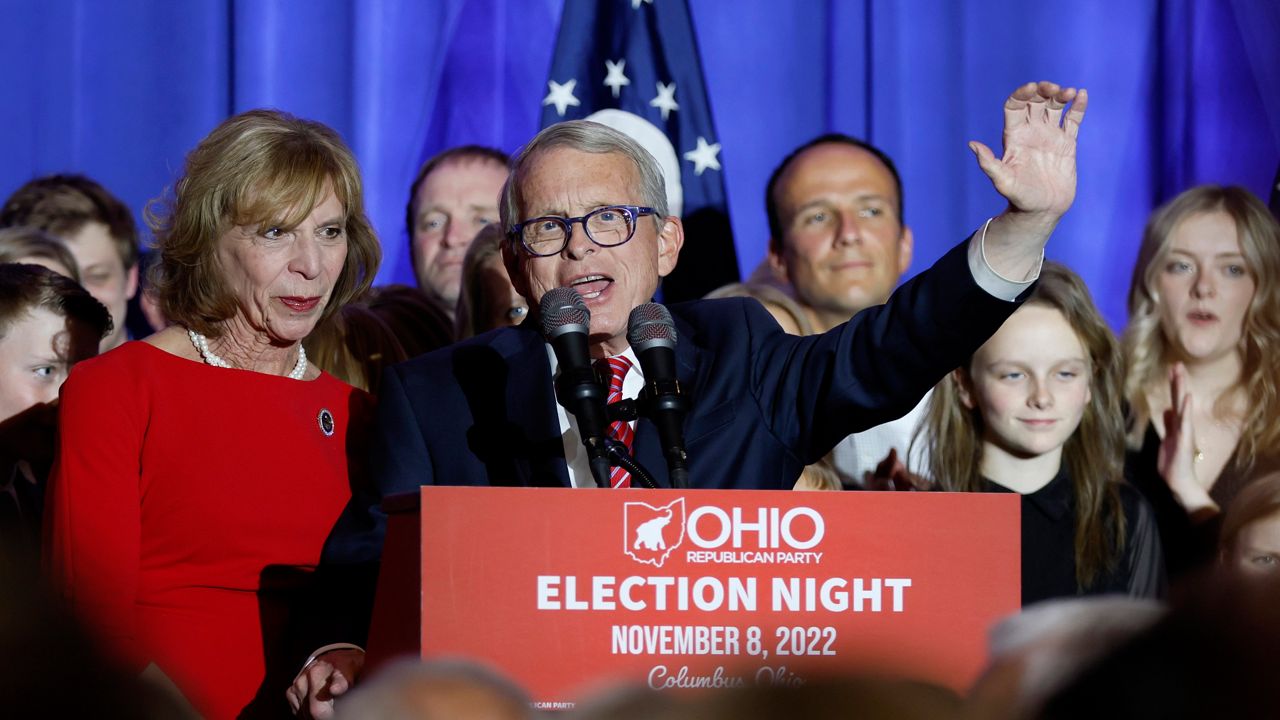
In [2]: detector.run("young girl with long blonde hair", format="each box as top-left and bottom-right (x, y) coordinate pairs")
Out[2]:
(918, 263), (1164, 604)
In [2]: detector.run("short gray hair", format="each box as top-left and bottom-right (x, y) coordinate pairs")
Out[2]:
(499, 121), (668, 238)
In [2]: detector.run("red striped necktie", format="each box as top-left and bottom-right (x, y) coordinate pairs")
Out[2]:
(597, 355), (635, 489)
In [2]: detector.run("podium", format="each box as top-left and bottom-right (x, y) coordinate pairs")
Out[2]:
(366, 486), (1018, 708)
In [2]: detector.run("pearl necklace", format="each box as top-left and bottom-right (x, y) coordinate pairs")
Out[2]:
(187, 328), (308, 380)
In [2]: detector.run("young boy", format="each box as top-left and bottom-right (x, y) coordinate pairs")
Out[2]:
(0, 263), (110, 559)
(1, 175), (140, 351)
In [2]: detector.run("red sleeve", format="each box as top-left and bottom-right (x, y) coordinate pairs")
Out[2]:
(44, 355), (148, 671)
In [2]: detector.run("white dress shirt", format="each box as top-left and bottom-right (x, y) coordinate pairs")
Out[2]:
(547, 345), (645, 487)
(831, 389), (932, 487)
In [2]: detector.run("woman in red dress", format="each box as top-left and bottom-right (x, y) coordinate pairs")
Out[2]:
(45, 109), (381, 719)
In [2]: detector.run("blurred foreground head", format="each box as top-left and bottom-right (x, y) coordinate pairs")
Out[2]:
(967, 596), (1165, 720)
(1039, 572), (1280, 718)
(687, 676), (961, 720)
(335, 658), (534, 720)
(0, 565), (189, 719)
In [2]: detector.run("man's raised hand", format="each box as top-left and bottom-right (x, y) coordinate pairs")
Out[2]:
(970, 81), (1087, 220)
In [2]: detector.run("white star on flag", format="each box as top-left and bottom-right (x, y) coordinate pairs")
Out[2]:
(603, 59), (630, 99)
(683, 137), (722, 176)
(650, 81), (679, 121)
(543, 79), (581, 117)
(631, 0), (653, 8)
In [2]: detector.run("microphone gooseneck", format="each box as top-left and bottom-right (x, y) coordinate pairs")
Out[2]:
(606, 441), (659, 489)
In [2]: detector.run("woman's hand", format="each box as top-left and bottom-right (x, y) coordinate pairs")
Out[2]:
(1158, 363), (1219, 520)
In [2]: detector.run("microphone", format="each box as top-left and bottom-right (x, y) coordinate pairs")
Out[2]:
(628, 303), (690, 488)
(540, 287), (612, 488)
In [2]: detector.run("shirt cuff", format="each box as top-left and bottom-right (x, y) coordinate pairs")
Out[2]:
(295, 643), (365, 679)
(967, 217), (1042, 302)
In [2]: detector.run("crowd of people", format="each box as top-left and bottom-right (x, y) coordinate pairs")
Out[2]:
(1, 79), (1278, 718)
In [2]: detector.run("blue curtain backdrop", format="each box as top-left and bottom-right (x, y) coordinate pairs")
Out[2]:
(2, 0), (1278, 328)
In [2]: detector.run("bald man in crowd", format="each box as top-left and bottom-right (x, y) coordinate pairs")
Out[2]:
(762, 134), (926, 487)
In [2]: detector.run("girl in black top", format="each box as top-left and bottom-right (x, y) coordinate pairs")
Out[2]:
(917, 262), (1164, 605)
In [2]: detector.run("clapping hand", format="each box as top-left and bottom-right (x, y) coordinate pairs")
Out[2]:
(863, 448), (926, 492)
(1158, 363), (1219, 519)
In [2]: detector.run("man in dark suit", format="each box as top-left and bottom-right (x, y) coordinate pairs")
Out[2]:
(368, 81), (1086, 494)
(290, 80), (1088, 718)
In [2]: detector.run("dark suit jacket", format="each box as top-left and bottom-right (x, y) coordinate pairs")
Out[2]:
(322, 239), (1027, 572)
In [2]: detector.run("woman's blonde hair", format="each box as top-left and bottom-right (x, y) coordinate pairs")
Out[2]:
(1122, 186), (1280, 469)
(918, 262), (1127, 590)
(704, 282), (816, 336)
(147, 109), (381, 337)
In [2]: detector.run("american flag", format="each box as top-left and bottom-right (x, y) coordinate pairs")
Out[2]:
(541, 0), (739, 301)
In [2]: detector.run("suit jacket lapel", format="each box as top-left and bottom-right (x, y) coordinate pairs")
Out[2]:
(464, 323), (570, 488)
(510, 324), (572, 487)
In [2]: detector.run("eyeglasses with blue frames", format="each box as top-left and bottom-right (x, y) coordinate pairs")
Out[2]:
(509, 205), (656, 257)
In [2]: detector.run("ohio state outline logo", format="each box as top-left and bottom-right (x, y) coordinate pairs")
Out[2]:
(623, 497), (686, 567)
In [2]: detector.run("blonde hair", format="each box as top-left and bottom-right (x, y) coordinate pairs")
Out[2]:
(919, 262), (1127, 590)
(704, 282), (816, 336)
(147, 109), (381, 337)
(792, 460), (842, 492)
(1122, 186), (1280, 470)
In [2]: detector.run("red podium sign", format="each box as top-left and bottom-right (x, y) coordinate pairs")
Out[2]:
(381, 487), (1018, 709)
